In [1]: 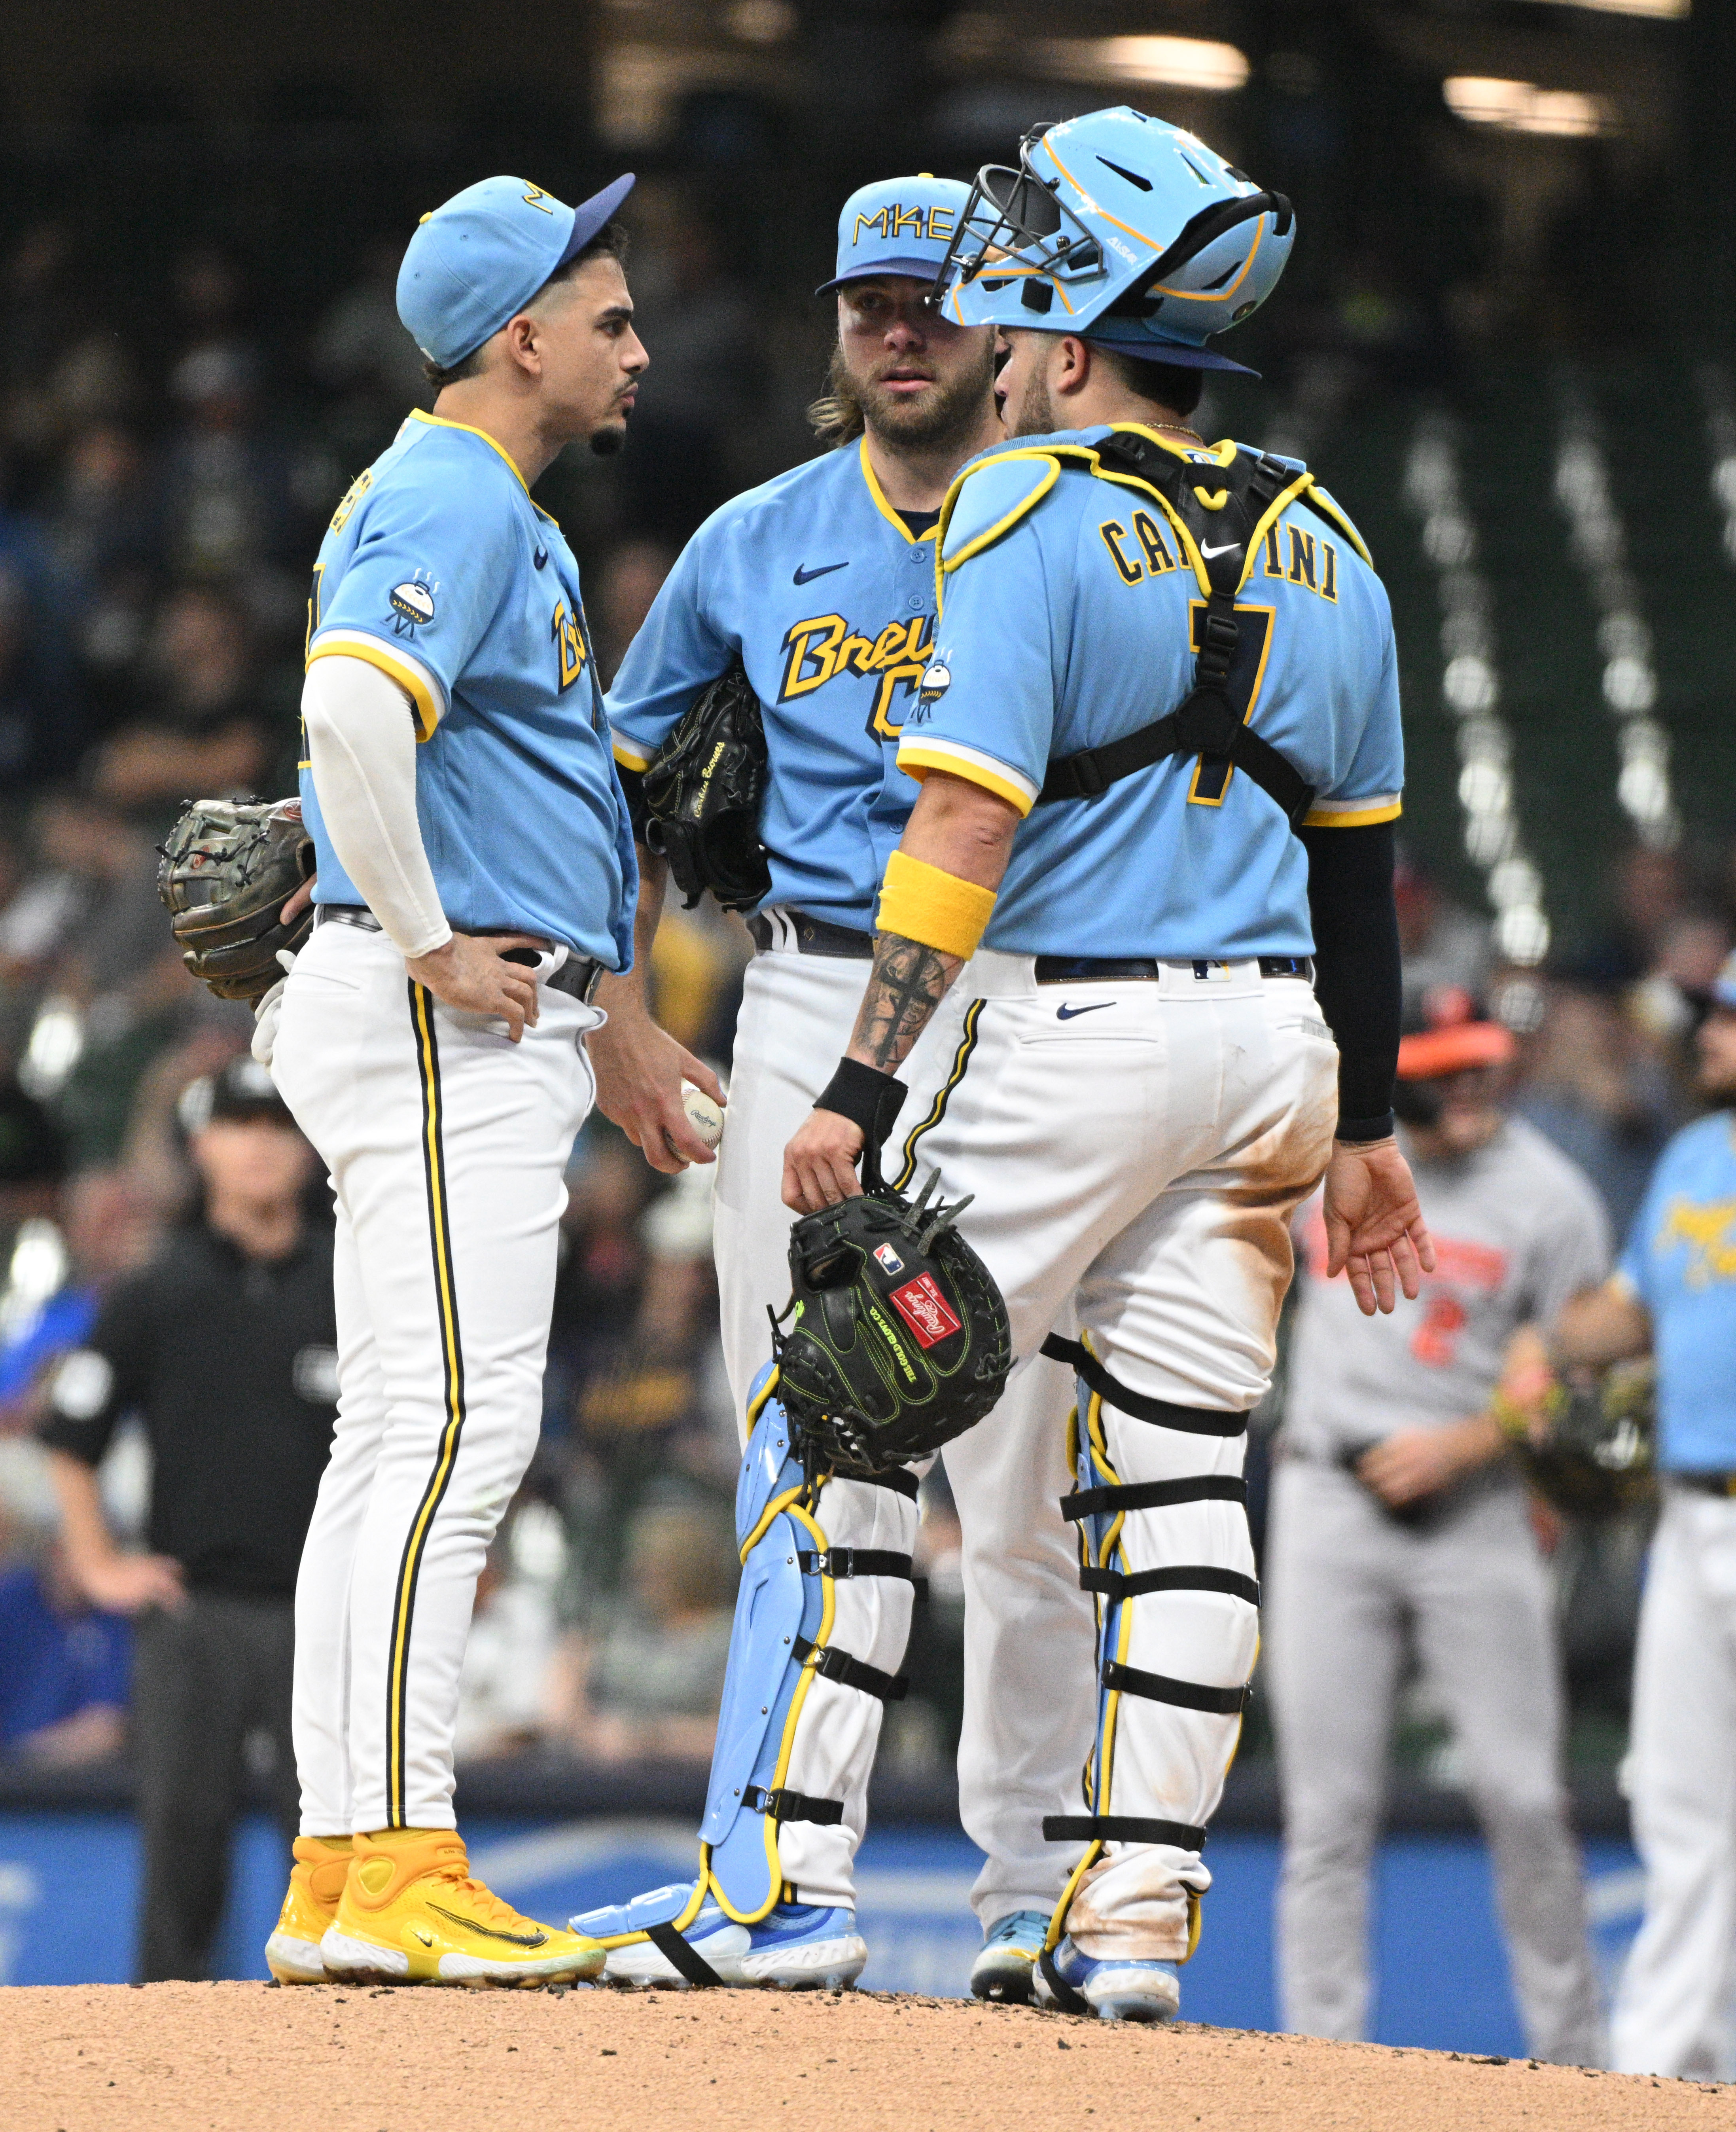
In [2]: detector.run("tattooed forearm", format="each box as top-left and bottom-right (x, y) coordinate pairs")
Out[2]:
(848, 932), (963, 1073)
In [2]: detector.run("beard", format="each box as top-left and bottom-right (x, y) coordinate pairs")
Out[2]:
(589, 419), (627, 458)
(844, 337), (997, 451)
(1010, 359), (1056, 440)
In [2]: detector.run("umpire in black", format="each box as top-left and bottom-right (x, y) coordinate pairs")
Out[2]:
(42, 1056), (337, 1981)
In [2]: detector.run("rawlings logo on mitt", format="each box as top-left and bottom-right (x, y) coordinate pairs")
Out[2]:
(158, 798), (316, 1003)
(772, 1170), (1013, 1474)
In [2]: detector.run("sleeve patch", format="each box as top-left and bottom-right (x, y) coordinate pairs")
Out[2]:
(940, 451), (1062, 573)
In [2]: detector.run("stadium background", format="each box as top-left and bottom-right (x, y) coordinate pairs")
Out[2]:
(0, 0), (1730, 2051)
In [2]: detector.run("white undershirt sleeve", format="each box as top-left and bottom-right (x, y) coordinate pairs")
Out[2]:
(301, 654), (453, 961)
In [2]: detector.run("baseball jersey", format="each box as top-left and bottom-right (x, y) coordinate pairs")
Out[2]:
(899, 425), (1403, 958)
(607, 437), (939, 932)
(1617, 1111), (1736, 1472)
(303, 410), (636, 967)
(1284, 1118), (1610, 1455)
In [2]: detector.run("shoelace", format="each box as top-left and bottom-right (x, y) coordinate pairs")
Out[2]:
(428, 1860), (537, 1933)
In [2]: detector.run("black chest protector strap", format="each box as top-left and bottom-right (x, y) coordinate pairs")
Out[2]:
(1039, 433), (1318, 832)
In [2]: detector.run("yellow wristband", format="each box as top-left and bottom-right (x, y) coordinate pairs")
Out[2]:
(876, 849), (997, 961)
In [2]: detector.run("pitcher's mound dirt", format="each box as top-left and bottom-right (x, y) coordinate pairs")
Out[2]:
(7, 1981), (1732, 2131)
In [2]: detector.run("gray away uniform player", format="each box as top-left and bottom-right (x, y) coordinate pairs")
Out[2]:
(1268, 995), (1608, 2066)
(583, 110), (1435, 2022)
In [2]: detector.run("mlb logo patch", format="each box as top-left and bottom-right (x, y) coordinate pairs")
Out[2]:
(890, 1273), (962, 1349)
(874, 1243), (905, 1276)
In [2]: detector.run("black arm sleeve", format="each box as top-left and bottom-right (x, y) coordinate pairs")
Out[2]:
(1298, 818), (1401, 1142)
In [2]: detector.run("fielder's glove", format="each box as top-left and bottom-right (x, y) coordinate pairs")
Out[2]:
(772, 1170), (1013, 1474)
(640, 659), (771, 912)
(158, 798), (315, 1004)
(1494, 1356), (1656, 1521)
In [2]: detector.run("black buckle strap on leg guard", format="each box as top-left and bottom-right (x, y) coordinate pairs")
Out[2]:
(1039, 1946), (1090, 2015)
(1041, 1334), (1248, 1438)
(743, 1784), (844, 1826)
(1079, 1563), (1260, 1607)
(1060, 1474), (1248, 1522)
(793, 1634), (909, 1702)
(1039, 439), (1317, 832)
(645, 1921), (727, 1989)
(1102, 1659), (1248, 1716)
(798, 1548), (929, 1601)
(1043, 1814), (1209, 1852)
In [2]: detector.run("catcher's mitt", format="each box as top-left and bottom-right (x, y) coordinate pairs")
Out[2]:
(772, 1170), (1013, 1474)
(158, 798), (316, 1003)
(640, 659), (770, 912)
(1498, 1357), (1657, 1521)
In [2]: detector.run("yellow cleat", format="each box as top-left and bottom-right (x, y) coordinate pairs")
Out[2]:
(320, 1827), (604, 1988)
(266, 1835), (353, 1984)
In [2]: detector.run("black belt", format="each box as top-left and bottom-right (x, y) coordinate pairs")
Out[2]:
(315, 906), (604, 1003)
(1673, 1471), (1736, 1498)
(1034, 954), (1314, 985)
(747, 911), (874, 960)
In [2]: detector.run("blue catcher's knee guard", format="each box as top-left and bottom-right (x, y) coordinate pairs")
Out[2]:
(1036, 1333), (1258, 2003)
(583, 1364), (922, 1971)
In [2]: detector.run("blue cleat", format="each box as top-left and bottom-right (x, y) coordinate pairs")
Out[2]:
(969, 1910), (1051, 2003)
(1033, 1935), (1181, 2023)
(571, 1882), (867, 1992)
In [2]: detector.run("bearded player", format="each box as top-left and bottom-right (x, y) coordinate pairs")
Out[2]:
(589, 175), (1095, 1999)
(261, 174), (642, 1987)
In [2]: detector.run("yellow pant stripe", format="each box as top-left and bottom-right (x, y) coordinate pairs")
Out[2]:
(893, 998), (984, 1190)
(386, 980), (468, 1827)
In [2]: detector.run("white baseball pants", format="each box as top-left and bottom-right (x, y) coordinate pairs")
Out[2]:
(710, 915), (1093, 1923)
(912, 951), (1339, 1961)
(271, 919), (597, 1835)
(1265, 1458), (1603, 2066)
(1611, 1486), (1736, 2079)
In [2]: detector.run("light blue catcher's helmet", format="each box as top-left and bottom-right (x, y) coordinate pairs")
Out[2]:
(934, 107), (1293, 375)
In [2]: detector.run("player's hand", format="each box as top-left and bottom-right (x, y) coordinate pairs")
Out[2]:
(1356, 1423), (1481, 1507)
(1322, 1136), (1435, 1316)
(75, 1550), (186, 1615)
(784, 1109), (866, 1213)
(406, 932), (544, 1041)
(588, 991), (725, 1173)
(280, 877), (315, 927)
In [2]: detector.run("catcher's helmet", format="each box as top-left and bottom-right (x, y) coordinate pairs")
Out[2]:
(772, 1171), (1013, 1474)
(934, 106), (1292, 374)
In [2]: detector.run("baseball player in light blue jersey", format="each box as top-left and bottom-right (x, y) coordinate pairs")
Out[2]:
(580, 177), (1099, 2001)
(261, 173), (645, 1989)
(777, 110), (1435, 2023)
(1523, 952), (1736, 2077)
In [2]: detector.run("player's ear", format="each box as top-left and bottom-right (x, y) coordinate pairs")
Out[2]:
(502, 312), (542, 380)
(1054, 334), (1091, 400)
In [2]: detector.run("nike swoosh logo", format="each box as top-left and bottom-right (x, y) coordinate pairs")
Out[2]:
(533, 548), (549, 570)
(1056, 1001), (1113, 1020)
(428, 1905), (549, 1948)
(793, 560), (849, 585)
(1200, 542), (1241, 559)
(411, 1926), (434, 1947)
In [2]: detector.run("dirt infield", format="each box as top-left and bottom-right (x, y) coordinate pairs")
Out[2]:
(7, 1982), (1733, 2131)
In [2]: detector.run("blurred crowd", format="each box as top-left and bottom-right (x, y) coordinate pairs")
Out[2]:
(0, 200), (1729, 1829)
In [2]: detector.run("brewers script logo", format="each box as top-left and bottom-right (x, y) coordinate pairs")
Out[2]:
(779, 610), (936, 739)
(1660, 1195), (1736, 1288)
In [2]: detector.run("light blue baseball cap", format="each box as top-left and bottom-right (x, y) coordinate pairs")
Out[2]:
(816, 174), (973, 296)
(398, 172), (636, 369)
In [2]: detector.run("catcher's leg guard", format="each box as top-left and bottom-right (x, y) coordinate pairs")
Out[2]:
(578, 1364), (919, 1985)
(1036, 1334), (1259, 2019)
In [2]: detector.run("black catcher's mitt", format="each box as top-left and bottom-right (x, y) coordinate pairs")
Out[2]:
(640, 659), (771, 912)
(158, 798), (316, 1003)
(772, 1171), (1013, 1474)
(1500, 1358), (1656, 1521)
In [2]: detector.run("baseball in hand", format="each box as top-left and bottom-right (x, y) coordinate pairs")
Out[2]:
(681, 1080), (725, 1150)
